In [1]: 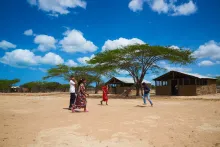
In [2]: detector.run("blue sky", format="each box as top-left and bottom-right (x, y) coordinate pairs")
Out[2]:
(0, 0), (220, 85)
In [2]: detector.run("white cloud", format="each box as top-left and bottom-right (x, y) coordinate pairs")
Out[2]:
(48, 13), (59, 17)
(0, 49), (40, 67)
(116, 69), (129, 75)
(38, 68), (47, 72)
(128, 0), (197, 16)
(60, 29), (98, 53)
(29, 67), (47, 72)
(77, 54), (94, 65)
(128, 0), (144, 12)
(77, 57), (90, 65)
(34, 35), (57, 52)
(172, 1), (197, 16)
(0, 49), (64, 67)
(27, 0), (37, 5)
(149, 0), (169, 14)
(65, 59), (78, 67)
(0, 40), (16, 50)
(193, 40), (220, 60)
(102, 37), (145, 51)
(40, 52), (64, 65)
(198, 60), (215, 67)
(159, 61), (192, 72)
(24, 29), (33, 36)
(169, 45), (180, 50)
(27, 0), (86, 16)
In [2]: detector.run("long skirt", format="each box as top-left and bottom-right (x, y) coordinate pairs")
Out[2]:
(73, 94), (87, 109)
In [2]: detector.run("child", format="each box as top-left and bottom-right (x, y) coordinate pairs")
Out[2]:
(100, 84), (108, 105)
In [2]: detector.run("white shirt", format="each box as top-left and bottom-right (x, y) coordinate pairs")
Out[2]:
(69, 80), (76, 93)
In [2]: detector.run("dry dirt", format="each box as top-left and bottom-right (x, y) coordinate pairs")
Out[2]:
(0, 93), (220, 147)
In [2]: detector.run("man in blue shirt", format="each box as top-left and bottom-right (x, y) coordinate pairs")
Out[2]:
(142, 82), (153, 106)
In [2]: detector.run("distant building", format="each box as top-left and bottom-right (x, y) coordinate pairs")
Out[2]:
(11, 86), (20, 92)
(106, 77), (151, 94)
(153, 71), (217, 96)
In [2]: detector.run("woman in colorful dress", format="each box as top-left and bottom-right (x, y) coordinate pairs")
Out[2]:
(100, 84), (108, 105)
(72, 78), (89, 112)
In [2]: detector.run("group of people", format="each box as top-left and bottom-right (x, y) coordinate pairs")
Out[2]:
(69, 76), (89, 112)
(68, 76), (153, 113)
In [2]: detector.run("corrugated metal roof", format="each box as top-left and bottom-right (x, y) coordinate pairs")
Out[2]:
(11, 86), (20, 88)
(153, 70), (217, 80)
(173, 71), (217, 79)
(115, 77), (151, 84)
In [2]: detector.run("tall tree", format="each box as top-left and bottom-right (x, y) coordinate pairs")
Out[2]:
(88, 44), (195, 96)
(0, 79), (20, 92)
(44, 65), (97, 87)
(44, 65), (115, 93)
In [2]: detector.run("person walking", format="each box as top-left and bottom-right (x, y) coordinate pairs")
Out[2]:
(100, 84), (108, 105)
(72, 78), (89, 112)
(69, 76), (77, 110)
(142, 82), (153, 107)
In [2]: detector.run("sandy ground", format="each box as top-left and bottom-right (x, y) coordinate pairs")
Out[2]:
(0, 93), (220, 147)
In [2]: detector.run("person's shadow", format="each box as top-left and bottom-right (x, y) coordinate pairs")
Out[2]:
(97, 104), (108, 106)
(135, 105), (149, 107)
(63, 108), (87, 113)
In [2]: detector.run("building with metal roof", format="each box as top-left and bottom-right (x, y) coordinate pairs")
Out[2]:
(153, 71), (217, 96)
(106, 77), (151, 94)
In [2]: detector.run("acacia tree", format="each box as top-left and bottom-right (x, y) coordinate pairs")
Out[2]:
(0, 79), (20, 92)
(43, 65), (95, 86)
(88, 44), (195, 96)
(43, 65), (115, 93)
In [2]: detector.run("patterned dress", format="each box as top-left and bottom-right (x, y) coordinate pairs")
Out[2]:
(73, 83), (87, 109)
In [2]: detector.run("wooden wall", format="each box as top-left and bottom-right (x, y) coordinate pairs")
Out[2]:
(155, 86), (170, 95)
(179, 85), (197, 96)
(196, 80), (217, 95)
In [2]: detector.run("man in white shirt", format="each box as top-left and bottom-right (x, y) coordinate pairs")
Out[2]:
(69, 76), (77, 110)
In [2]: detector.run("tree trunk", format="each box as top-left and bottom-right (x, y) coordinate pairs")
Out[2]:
(136, 83), (142, 96)
(95, 87), (98, 94)
(95, 82), (99, 94)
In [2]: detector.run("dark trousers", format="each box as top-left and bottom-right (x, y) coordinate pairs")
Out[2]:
(69, 93), (76, 108)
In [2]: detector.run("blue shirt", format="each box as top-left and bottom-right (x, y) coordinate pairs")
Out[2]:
(144, 86), (150, 94)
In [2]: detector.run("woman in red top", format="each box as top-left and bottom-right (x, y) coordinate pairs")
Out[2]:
(100, 84), (108, 105)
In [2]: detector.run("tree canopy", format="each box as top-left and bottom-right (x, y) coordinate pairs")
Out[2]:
(88, 44), (195, 96)
(21, 81), (69, 92)
(43, 65), (116, 93)
(0, 79), (20, 92)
